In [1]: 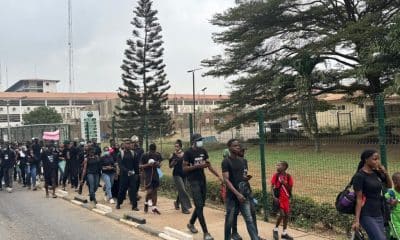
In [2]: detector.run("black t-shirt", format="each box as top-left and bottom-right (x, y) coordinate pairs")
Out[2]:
(169, 152), (185, 177)
(41, 149), (59, 170)
(221, 156), (248, 198)
(101, 155), (115, 174)
(183, 147), (209, 182)
(2, 149), (16, 168)
(141, 151), (163, 183)
(86, 156), (101, 174)
(32, 143), (41, 160)
(353, 170), (385, 217)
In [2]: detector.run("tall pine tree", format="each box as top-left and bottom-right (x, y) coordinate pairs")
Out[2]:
(115, 0), (172, 148)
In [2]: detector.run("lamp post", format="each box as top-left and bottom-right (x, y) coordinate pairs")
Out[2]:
(6, 100), (10, 142)
(200, 87), (207, 135)
(187, 68), (202, 133)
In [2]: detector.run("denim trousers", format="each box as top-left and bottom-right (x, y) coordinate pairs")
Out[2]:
(224, 196), (259, 240)
(173, 176), (192, 211)
(102, 173), (115, 200)
(87, 173), (100, 201)
(360, 215), (386, 240)
(25, 164), (37, 187)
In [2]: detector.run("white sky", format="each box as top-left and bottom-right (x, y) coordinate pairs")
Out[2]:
(0, 0), (235, 95)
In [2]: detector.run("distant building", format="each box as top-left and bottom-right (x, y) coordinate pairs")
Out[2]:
(5, 79), (60, 93)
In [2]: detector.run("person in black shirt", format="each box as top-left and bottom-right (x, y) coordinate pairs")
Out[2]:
(352, 149), (392, 240)
(169, 139), (191, 214)
(81, 146), (102, 204)
(222, 139), (260, 240)
(41, 142), (59, 198)
(183, 133), (223, 240)
(2, 143), (17, 193)
(116, 140), (140, 211)
(141, 143), (163, 214)
(101, 146), (116, 204)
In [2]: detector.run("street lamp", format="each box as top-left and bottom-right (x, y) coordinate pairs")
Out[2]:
(6, 100), (10, 142)
(199, 87), (207, 135)
(187, 68), (202, 132)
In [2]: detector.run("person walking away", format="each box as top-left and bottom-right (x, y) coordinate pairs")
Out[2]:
(101, 146), (116, 204)
(141, 143), (163, 214)
(2, 143), (17, 193)
(183, 133), (223, 240)
(169, 139), (191, 214)
(116, 140), (140, 211)
(81, 146), (102, 204)
(385, 172), (400, 240)
(352, 149), (392, 240)
(222, 139), (260, 240)
(41, 142), (59, 198)
(271, 161), (294, 240)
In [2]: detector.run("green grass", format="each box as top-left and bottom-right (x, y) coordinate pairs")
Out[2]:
(160, 142), (400, 205)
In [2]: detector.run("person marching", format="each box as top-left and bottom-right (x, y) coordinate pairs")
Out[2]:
(141, 142), (163, 214)
(101, 146), (116, 204)
(116, 139), (140, 211)
(183, 133), (223, 240)
(169, 139), (192, 214)
(41, 142), (59, 198)
(271, 161), (294, 240)
(81, 145), (102, 204)
(222, 139), (260, 240)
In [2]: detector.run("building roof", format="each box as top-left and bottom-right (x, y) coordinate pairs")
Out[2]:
(5, 79), (61, 92)
(0, 92), (229, 101)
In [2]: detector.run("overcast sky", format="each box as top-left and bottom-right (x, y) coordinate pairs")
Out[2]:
(0, 0), (235, 95)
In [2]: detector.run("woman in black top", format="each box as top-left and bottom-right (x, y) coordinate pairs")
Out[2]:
(82, 146), (102, 204)
(169, 139), (192, 214)
(352, 149), (392, 240)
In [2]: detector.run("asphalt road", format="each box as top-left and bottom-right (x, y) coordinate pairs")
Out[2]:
(0, 186), (158, 240)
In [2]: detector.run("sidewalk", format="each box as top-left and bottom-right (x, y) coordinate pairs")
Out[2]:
(58, 184), (334, 240)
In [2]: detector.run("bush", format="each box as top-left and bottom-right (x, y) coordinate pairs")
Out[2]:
(159, 176), (352, 234)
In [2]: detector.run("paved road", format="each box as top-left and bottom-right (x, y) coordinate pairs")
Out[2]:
(0, 186), (158, 240)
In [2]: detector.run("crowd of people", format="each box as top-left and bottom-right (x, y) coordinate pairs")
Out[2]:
(0, 134), (298, 240)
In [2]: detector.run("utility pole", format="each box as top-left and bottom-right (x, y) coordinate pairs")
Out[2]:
(68, 0), (74, 120)
(187, 68), (202, 132)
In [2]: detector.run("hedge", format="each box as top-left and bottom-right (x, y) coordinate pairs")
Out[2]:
(159, 176), (352, 235)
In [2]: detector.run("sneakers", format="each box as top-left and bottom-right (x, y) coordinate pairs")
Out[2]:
(132, 207), (139, 211)
(187, 223), (198, 234)
(204, 233), (214, 240)
(152, 207), (161, 215)
(6, 187), (12, 193)
(273, 229), (279, 240)
(182, 209), (191, 214)
(174, 201), (180, 210)
(52, 193), (58, 198)
(281, 233), (294, 240)
(109, 199), (115, 204)
(231, 232), (243, 240)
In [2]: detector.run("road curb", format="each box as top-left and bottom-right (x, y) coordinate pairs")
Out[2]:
(137, 224), (162, 236)
(158, 233), (179, 240)
(74, 195), (88, 204)
(95, 203), (112, 213)
(92, 208), (107, 215)
(105, 212), (121, 221)
(163, 227), (193, 240)
(124, 212), (146, 224)
(120, 218), (141, 227)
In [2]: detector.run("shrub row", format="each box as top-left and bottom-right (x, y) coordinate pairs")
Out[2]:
(159, 176), (352, 235)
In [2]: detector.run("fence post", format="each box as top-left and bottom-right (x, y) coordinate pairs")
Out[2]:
(376, 93), (388, 168)
(257, 110), (268, 221)
(111, 116), (115, 141)
(189, 113), (193, 143)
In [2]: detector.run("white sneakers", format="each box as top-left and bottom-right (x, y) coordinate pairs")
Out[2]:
(6, 187), (12, 193)
(109, 199), (115, 204)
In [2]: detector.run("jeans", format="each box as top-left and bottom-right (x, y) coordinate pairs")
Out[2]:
(189, 180), (208, 233)
(3, 167), (14, 188)
(87, 173), (100, 201)
(360, 215), (386, 240)
(102, 173), (115, 200)
(26, 164), (37, 187)
(173, 176), (192, 211)
(224, 197), (259, 240)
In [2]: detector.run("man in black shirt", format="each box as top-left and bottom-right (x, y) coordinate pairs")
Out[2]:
(116, 140), (140, 211)
(183, 133), (223, 240)
(2, 143), (17, 193)
(222, 139), (259, 240)
(41, 142), (59, 198)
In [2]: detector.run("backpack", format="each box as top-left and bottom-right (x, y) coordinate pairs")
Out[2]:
(335, 180), (356, 214)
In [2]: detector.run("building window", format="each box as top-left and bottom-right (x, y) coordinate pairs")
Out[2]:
(0, 107), (2, 111)
(46, 82), (50, 86)
(27, 107), (31, 111)
(12, 107), (17, 111)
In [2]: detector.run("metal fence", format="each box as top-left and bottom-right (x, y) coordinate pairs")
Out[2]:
(0, 124), (71, 143)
